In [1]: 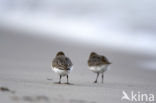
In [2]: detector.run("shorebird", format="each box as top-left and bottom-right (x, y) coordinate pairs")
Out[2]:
(88, 52), (111, 83)
(51, 51), (73, 84)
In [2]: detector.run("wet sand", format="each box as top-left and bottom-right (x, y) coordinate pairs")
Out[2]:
(0, 27), (156, 103)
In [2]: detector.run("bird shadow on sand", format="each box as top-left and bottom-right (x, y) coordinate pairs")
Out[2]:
(51, 81), (107, 87)
(54, 82), (140, 90)
(46, 79), (142, 90)
(53, 82), (74, 85)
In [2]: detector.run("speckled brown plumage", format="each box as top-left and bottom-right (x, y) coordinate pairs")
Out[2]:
(88, 52), (111, 83)
(51, 51), (73, 84)
(52, 51), (73, 70)
(88, 52), (111, 66)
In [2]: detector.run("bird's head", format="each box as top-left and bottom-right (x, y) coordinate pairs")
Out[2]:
(90, 52), (97, 57)
(56, 51), (65, 56)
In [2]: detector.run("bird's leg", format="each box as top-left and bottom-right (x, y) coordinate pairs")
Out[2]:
(66, 75), (69, 84)
(102, 73), (104, 83)
(94, 73), (99, 83)
(58, 75), (61, 84)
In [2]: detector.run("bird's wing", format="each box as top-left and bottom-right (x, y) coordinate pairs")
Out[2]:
(66, 57), (73, 68)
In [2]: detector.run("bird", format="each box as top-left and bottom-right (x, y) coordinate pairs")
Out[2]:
(88, 52), (111, 83)
(51, 51), (73, 84)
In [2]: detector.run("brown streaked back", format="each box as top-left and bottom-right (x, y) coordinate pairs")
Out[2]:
(52, 52), (72, 70)
(88, 52), (111, 66)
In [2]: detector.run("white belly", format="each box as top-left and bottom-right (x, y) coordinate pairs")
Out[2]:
(89, 65), (108, 73)
(52, 67), (72, 76)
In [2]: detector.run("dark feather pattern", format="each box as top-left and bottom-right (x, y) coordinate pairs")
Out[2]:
(52, 51), (72, 70)
(88, 52), (111, 66)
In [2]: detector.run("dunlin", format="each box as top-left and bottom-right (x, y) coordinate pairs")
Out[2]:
(52, 51), (73, 84)
(88, 52), (111, 83)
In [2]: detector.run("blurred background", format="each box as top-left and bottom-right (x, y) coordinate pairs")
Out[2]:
(0, 1), (156, 103)
(0, 0), (156, 70)
(0, 0), (156, 54)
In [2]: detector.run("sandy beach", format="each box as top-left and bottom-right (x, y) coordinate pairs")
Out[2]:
(0, 27), (156, 103)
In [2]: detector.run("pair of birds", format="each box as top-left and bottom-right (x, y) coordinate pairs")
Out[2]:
(51, 51), (111, 84)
